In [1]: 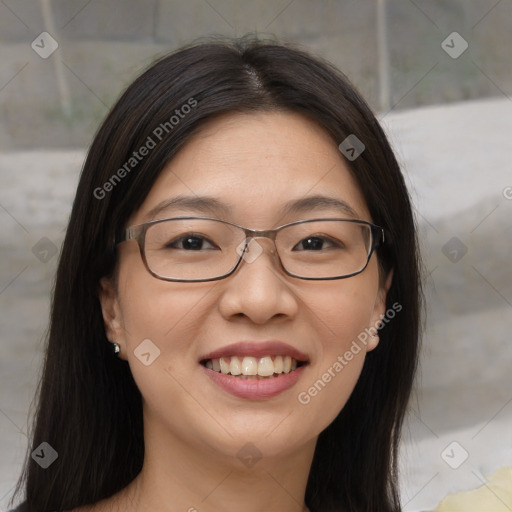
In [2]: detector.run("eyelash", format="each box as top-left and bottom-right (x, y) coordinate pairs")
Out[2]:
(165, 234), (342, 251)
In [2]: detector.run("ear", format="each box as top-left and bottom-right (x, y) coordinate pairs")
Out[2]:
(98, 276), (127, 359)
(366, 269), (394, 352)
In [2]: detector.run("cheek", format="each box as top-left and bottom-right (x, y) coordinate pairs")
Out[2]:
(309, 268), (379, 356)
(114, 251), (203, 386)
(115, 266), (214, 437)
(116, 244), (202, 346)
(296, 271), (379, 429)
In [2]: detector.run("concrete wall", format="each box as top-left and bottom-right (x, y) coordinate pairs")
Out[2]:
(0, 0), (511, 148)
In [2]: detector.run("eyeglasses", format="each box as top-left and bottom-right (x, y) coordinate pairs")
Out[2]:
(115, 216), (385, 282)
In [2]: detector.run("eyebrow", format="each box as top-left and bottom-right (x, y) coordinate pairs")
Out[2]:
(282, 194), (358, 218)
(144, 193), (359, 221)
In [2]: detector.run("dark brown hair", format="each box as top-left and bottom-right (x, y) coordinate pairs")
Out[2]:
(11, 35), (421, 512)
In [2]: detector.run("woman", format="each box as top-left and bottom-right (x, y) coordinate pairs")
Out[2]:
(10, 36), (422, 512)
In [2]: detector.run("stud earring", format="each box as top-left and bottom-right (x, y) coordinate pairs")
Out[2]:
(112, 342), (120, 355)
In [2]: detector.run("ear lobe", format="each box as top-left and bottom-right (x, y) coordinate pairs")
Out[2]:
(98, 276), (125, 350)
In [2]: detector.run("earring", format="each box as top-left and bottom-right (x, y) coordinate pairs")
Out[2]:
(112, 342), (120, 355)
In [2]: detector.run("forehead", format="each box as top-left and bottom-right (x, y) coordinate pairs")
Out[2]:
(133, 111), (371, 226)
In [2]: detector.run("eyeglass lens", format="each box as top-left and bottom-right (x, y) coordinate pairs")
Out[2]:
(142, 218), (374, 280)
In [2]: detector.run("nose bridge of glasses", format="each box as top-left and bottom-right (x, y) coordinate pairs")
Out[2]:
(240, 227), (279, 252)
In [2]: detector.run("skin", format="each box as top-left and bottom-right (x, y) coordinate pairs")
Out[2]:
(78, 111), (391, 512)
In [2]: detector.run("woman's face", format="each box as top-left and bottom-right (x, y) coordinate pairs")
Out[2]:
(100, 111), (390, 466)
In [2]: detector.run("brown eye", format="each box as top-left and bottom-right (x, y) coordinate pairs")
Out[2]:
(165, 234), (218, 250)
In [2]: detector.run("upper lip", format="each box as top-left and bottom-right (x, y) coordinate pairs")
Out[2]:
(199, 341), (309, 363)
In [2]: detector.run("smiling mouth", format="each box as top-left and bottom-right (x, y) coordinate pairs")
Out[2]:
(201, 355), (307, 379)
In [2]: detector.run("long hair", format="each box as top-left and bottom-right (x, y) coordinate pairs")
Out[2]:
(11, 35), (422, 512)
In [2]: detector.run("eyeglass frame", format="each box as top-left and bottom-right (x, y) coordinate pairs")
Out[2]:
(115, 216), (385, 282)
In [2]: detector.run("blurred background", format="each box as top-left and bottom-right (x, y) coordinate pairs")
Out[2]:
(0, 1), (511, 511)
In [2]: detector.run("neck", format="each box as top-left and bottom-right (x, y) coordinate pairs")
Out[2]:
(108, 415), (316, 512)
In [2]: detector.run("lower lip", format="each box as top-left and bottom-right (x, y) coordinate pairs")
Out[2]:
(200, 365), (307, 400)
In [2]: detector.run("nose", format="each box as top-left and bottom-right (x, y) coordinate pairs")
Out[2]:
(217, 237), (299, 324)
(239, 236), (277, 262)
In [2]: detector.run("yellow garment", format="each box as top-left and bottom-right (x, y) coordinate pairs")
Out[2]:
(432, 466), (512, 512)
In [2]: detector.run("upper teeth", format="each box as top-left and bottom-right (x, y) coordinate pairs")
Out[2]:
(205, 355), (299, 377)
